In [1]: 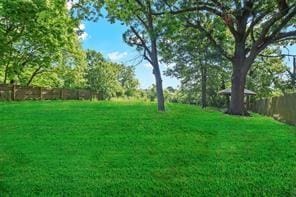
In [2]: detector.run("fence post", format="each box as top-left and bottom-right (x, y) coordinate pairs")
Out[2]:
(40, 87), (42, 100)
(60, 89), (64, 100)
(11, 85), (16, 101)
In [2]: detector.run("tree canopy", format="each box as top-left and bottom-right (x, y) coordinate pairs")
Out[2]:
(86, 50), (139, 99)
(1, 0), (295, 113)
(155, 0), (296, 114)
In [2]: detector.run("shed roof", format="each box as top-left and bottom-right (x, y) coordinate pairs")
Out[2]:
(218, 88), (256, 95)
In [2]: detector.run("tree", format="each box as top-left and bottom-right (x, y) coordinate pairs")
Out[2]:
(247, 50), (288, 98)
(72, 0), (167, 111)
(110, 0), (167, 111)
(159, 14), (231, 108)
(0, 0), (84, 87)
(157, 0), (296, 115)
(86, 50), (139, 99)
(286, 56), (296, 90)
(117, 65), (140, 97)
(146, 84), (157, 102)
(86, 50), (121, 99)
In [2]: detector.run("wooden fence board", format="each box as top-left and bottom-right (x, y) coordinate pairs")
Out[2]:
(252, 93), (296, 125)
(0, 84), (98, 102)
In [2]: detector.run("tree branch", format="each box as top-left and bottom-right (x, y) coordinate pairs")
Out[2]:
(257, 5), (295, 42)
(186, 20), (232, 61)
(273, 30), (296, 42)
(143, 50), (153, 66)
(153, 3), (222, 17)
(245, 11), (269, 39)
(130, 26), (152, 57)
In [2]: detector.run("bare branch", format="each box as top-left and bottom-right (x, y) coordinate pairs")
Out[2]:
(143, 50), (153, 66)
(268, 6), (296, 39)
(245, 11), (269, 39)
(259, 53), (296, 58)
(274, 30), (296, 41)
(130, 26), (151, 56)
(257, 5), (296, 41)
(135, 14), (149, 31)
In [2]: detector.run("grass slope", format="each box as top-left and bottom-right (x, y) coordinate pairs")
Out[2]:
(0, 101), (295, 196)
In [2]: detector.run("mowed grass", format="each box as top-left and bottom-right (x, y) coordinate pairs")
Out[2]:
(0, 101), (296, 196)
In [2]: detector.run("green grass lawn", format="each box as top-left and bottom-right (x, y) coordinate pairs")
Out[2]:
(0, 101), (296, 196)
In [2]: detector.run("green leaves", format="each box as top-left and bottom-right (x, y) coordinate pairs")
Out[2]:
(85, 50), (139, 99)
(0, 0), (85, 87)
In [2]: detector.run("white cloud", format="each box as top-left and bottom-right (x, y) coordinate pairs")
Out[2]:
(107, 51), (128, 62)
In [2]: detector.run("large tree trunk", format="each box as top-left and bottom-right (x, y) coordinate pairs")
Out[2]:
(149, 23), (165, 112)
(228, 63), (249, 115)
(151, 44), (165, 111)
(201, 65), (207, 108)
(227, 39), (253, 116)
(293, 57), (296, 87)
(150, 40), (165, 111)
(153, 65), (165, 111)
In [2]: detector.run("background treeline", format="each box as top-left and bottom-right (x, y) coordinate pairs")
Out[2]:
(69, 0), (295, 114)
(157, 48), (294, 108)
(0, 0), (139, 100)
(1, 0), (295, 108)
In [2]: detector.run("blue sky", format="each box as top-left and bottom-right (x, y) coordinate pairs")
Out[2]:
(82, 19), (179, 89)
(283, 46), (296, 67)
(81, 18), (296, 89)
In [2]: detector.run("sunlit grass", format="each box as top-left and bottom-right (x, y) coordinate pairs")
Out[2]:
(0, 101), (295, 196)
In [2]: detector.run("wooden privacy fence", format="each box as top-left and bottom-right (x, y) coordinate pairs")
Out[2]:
(0, 84), (100, 101)
(251, 93), (296, 125)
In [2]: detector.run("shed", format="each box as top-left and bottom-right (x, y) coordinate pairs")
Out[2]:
(218, 88), (256, 96)
(218, 88), (256, 110)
